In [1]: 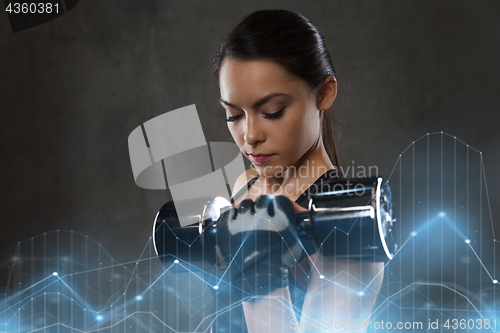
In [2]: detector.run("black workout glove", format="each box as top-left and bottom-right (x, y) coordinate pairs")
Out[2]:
(216, 195), (303, 297)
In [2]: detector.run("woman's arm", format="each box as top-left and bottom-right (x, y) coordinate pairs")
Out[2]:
(243, 287), (302, 333)
(300, 254), (384, 332)
(293, 202), (384, 332)
(225, 189), (303, 333)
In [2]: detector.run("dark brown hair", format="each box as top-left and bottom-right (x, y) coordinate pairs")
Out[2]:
(212, 9), (341, 168)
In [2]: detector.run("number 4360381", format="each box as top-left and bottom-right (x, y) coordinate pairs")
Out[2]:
(5, 2), (59, 14)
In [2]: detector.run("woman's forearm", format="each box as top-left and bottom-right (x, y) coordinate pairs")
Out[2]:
(243, 286), (302, 333)
(300, 254), (384, 333)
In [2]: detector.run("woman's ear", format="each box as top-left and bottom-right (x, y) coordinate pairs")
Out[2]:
(316, 75), (337, 110)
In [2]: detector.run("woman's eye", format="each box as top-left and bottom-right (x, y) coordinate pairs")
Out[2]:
(225, 114), (243, 122)
(263, 108), (285, 120)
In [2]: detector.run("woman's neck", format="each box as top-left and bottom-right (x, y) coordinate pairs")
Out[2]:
(259, 136), (335, 196)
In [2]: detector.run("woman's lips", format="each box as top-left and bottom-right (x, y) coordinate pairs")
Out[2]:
(248, 154), (275, 163)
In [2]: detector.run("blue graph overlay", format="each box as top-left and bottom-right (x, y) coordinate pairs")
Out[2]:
(0, 132), (498, 332)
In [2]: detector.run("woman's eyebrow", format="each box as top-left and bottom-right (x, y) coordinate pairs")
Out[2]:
(219, 99), (242, 110)
(219, 93), (291, 110)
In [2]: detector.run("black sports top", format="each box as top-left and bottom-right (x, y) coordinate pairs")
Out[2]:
(213, 169), (344, 333)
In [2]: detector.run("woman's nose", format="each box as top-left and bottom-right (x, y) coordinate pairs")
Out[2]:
(244, 116), (265, 146)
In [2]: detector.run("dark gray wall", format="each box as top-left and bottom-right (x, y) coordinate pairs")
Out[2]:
(1, 1), (499, 274)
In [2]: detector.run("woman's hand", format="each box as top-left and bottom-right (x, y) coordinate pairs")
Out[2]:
(217, 195), (303, 297)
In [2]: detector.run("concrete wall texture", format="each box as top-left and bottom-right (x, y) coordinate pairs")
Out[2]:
(1, 1), (499, 272)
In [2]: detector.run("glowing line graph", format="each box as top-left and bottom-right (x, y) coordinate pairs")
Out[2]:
(0, 225), (498, 332)
(1, 131), (499, 332)
(388, 131), (497, 239)
(1, 211), (496, 327)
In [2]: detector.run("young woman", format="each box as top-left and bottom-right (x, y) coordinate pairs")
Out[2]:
(211, 9), (384, 332)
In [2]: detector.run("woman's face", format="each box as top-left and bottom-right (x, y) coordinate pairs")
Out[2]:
(219, 59), (323, 178)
